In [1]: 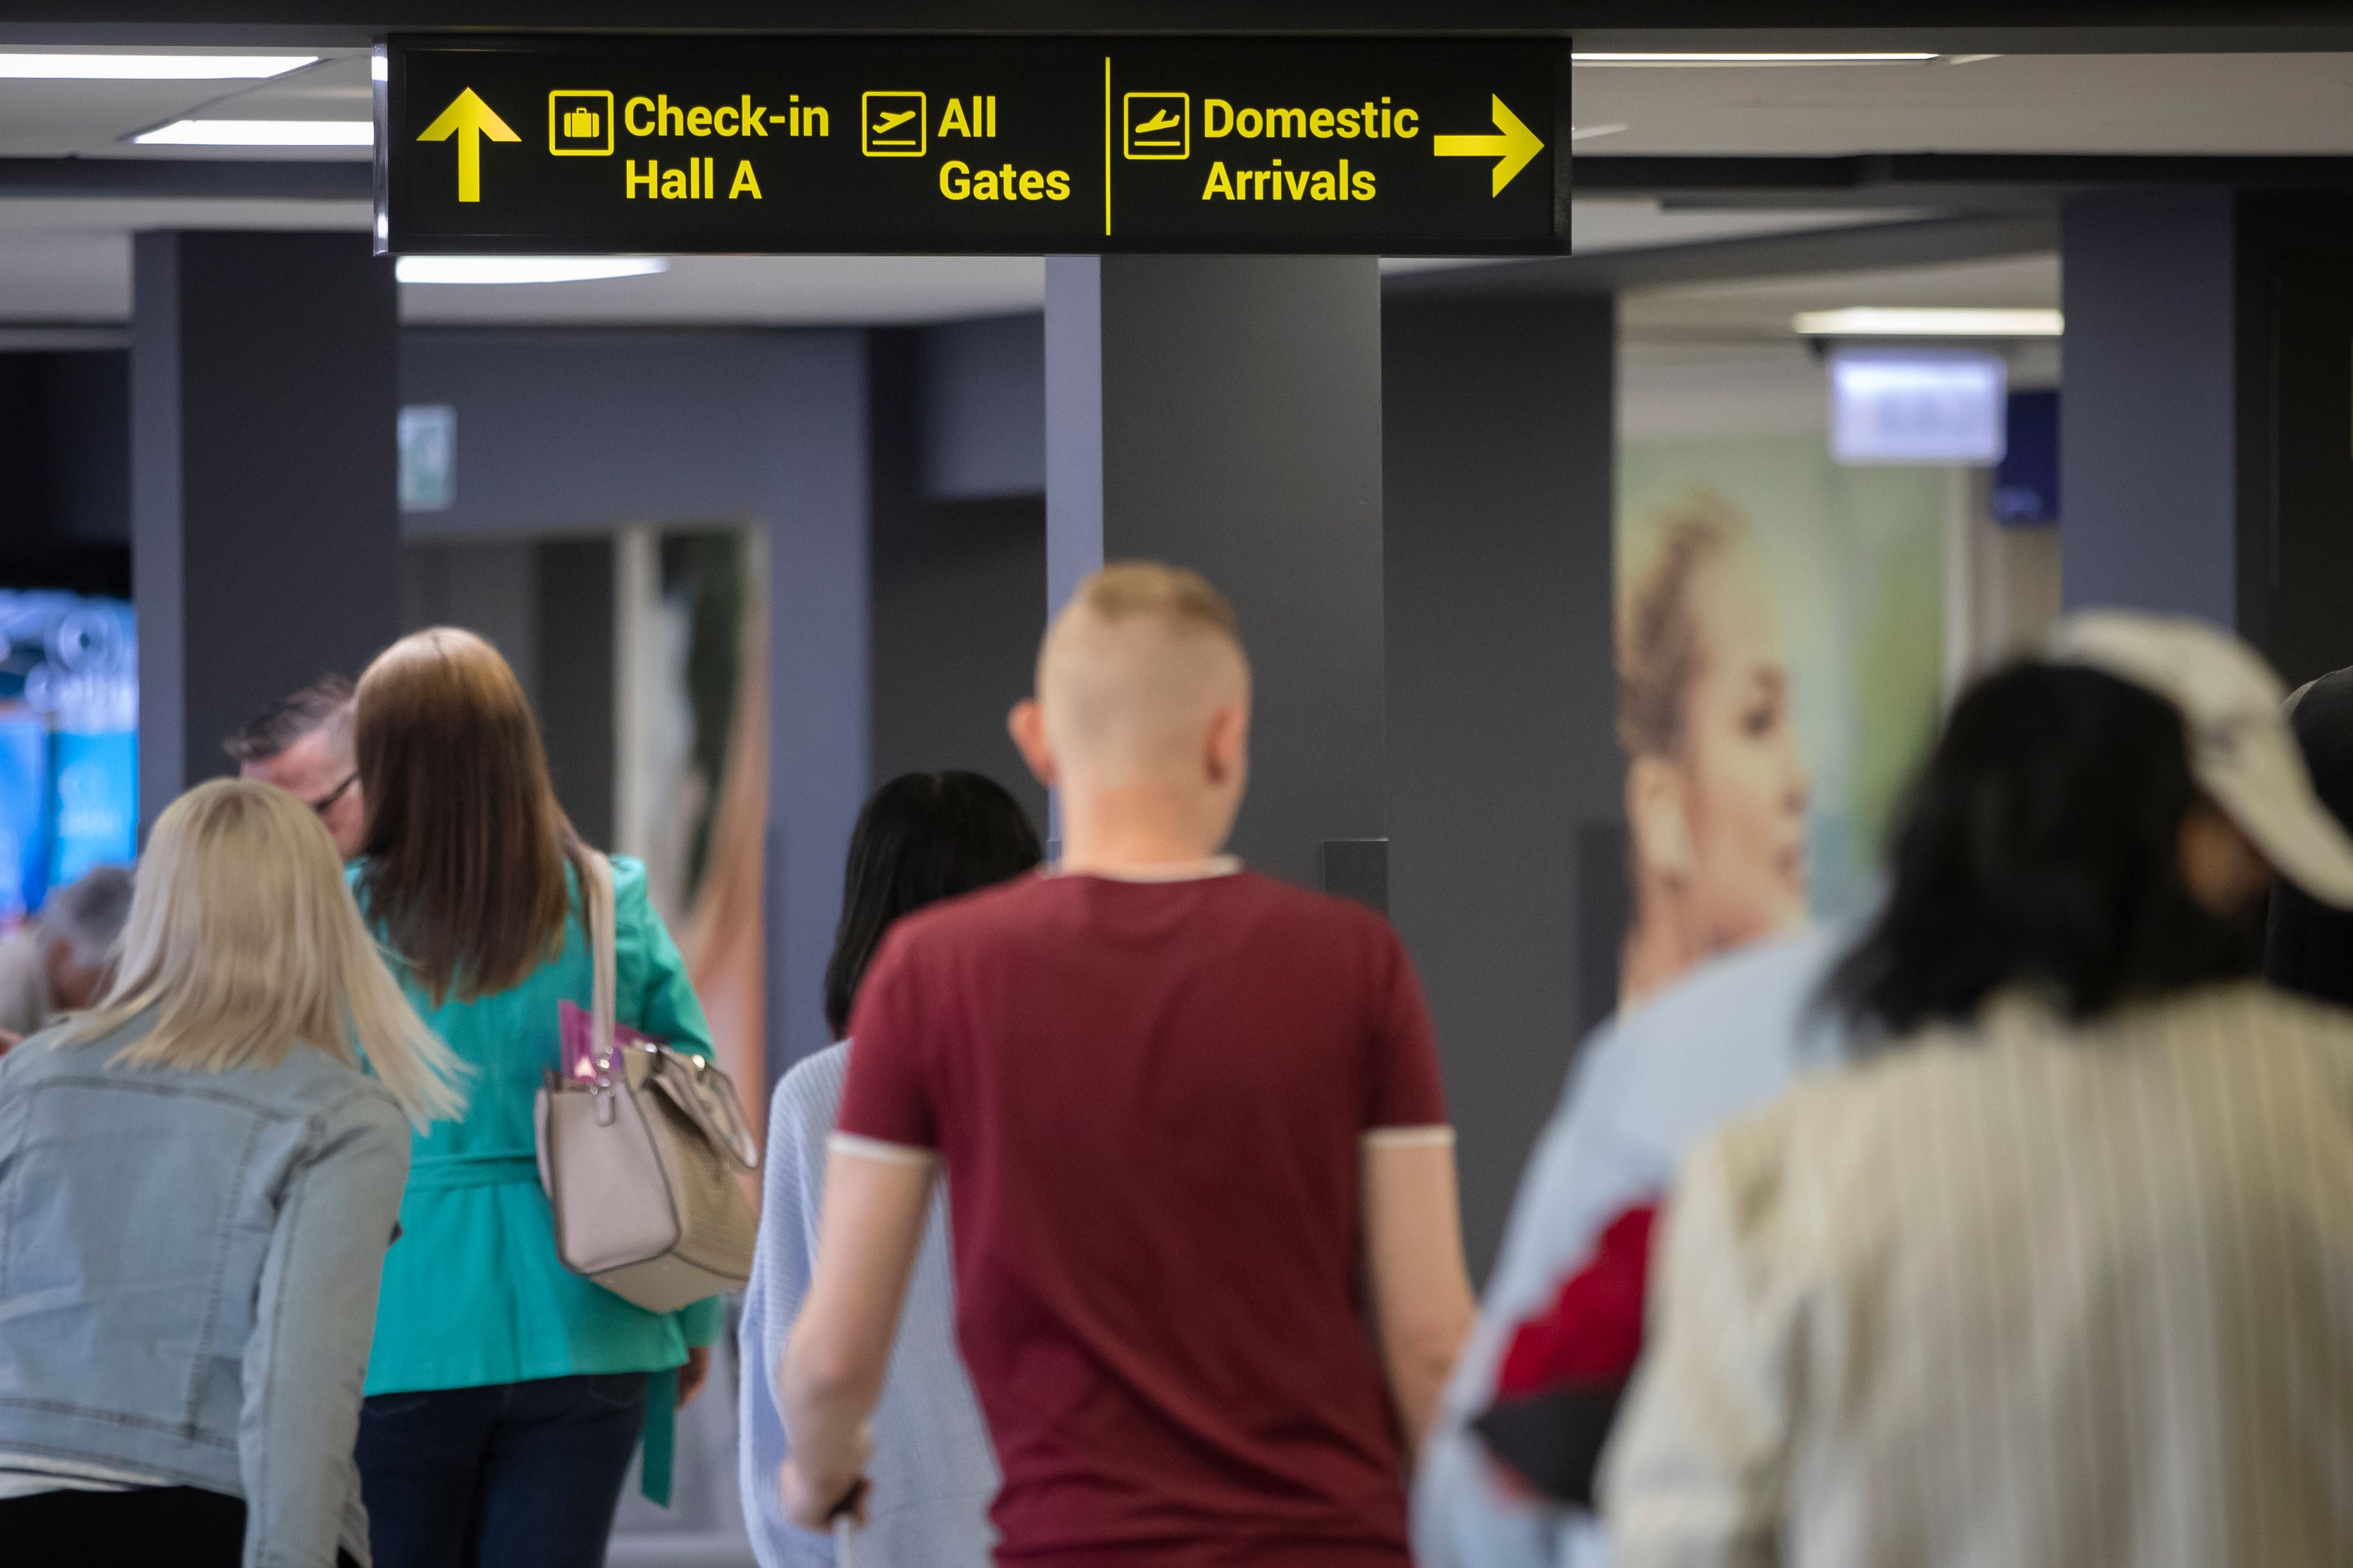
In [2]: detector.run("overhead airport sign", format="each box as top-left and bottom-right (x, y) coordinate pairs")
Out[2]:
(377, 36), (1569, 256)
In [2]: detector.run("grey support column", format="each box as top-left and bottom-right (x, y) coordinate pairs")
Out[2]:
(766, 333), (873, 1081)
(2062, 190), (2353, 685)
(132, 231), (400, 827)
(2058, 192), (2240, 629)
(1044, 255), (1385, 888)
(1383, 292), (1617, 1282)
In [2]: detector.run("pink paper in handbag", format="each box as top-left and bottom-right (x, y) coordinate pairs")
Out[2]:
(560, 1000), (658, 1082)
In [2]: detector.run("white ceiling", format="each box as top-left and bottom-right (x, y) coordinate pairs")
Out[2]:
(0, 198), (1930, 327)
(1575, 51), (2353, 157)
(0, 49), (370, 159)
(1622, 252), (2063, 345)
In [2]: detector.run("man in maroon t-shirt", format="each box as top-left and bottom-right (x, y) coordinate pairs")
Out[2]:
(781, 562), (1477, 1566)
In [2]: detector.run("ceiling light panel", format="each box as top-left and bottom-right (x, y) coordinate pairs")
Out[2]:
(135, 119), (371, 146)
(396, 256), (670, 285)
(0, 53), (315, 80)
(1795, 307), (2064, 337)
(1573, 52), (1939, 66)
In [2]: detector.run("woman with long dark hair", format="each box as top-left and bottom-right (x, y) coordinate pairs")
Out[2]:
(1607, 612), (2353, 1568)
(348, 628), (724, 1568)
(740, 772), (1042, 1568)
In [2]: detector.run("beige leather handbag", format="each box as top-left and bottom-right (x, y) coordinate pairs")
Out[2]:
(534, 853), (760, 1313)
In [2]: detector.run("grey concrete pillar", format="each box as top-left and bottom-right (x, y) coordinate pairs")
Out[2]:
(1043, 255), (1386, 888)
(2058, 191), (2240, 630)
(132, 231), (401, 827)
(764, 334), (871, 1082)
(1383, 291), (1616, 1282)
(2062, 190), (2353, 687)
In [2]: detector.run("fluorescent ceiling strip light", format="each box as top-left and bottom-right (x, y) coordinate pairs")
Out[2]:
(1795, 307), (2063, 337)
(0, 52), (314, 79)
(135, 118), (371, 146)
(1573, 52), (1938, 64)
(395, 256), (670, 285)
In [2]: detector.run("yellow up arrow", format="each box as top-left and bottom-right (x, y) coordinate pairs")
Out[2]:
(417, 87), (519, 203)
(1433, 95), (1545, 196)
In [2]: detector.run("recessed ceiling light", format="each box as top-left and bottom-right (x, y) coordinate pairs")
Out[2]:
(395, 256), (670, 285)
(0, 52), (315, 80)
(1573, 52), (1939, 65)
(135, 119), (372, 147)
(1795, 307), (2063, 337)
(1570, 123), (1629, 142)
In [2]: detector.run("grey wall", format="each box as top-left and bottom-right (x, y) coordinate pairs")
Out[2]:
(1384, 293), (1618, 1282)
(400, 330), (870, 1083)
(870, 328), (1049, 834)
(399, 539), (540, 706)
(1046, 255), (1387, 888)
(922, 312), (1046, 502)
(0, 350), (130, 596)
(535, 539), (618, 848)
(133, 231), (401, 824)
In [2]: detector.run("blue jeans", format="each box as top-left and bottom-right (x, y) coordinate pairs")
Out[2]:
(356, 1372), (648, 1568)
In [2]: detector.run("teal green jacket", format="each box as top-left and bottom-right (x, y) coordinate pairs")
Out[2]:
(354, 855), (724, 1400)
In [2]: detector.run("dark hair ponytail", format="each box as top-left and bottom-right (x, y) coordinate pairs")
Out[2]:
(1830, 661), (2260, 1038)
(823, 772), (1043, 1039)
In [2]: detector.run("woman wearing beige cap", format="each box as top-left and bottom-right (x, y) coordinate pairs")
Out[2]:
(1606, 611), (2353, 1568)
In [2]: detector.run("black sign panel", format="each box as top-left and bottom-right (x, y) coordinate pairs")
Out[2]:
(379, 36), (1570, 256)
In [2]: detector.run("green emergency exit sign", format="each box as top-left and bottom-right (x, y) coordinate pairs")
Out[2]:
(379, 36), (1570, 256)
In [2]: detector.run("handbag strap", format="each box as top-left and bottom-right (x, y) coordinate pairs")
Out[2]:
(585, 850), (618, 1079)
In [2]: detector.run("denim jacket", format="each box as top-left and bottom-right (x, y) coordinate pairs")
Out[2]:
(0, 1015), (411, 1567)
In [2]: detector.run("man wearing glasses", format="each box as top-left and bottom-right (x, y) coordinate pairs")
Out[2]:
(224, 675), (366, 858)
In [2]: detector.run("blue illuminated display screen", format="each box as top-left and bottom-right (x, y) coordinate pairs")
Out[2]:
(0, 592), (137, 923)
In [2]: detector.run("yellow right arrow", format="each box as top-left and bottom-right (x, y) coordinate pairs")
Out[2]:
(417, 87), (519, 204)
(1433, 95), (1545, 196)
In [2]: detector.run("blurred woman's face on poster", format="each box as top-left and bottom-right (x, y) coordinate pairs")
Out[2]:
(1621, 535), (1811, 1010)
(1677, 557), (1810, 947)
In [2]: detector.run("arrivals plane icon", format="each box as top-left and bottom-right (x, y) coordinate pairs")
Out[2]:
(1121, 91), (1189, 159)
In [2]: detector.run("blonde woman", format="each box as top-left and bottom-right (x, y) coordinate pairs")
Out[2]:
(0, 779), (464, 1568)
(1617, 493), (1811, 1011)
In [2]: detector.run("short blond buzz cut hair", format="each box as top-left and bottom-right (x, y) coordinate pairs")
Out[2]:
(1039, 562), (1249, 781)
(1074, 561), (1239, 641)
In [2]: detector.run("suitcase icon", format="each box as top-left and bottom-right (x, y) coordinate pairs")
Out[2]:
(548, 90), (615, 155)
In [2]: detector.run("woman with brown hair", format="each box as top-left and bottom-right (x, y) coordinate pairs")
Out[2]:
(347, 628), (723, 1568)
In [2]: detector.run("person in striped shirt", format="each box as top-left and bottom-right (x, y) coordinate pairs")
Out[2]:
(1607, 611), (2353, 1567)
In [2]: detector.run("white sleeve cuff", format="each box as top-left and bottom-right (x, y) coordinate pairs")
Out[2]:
(827, 1132), (938, 1168)
(1363, 1125), (1455, 1150)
